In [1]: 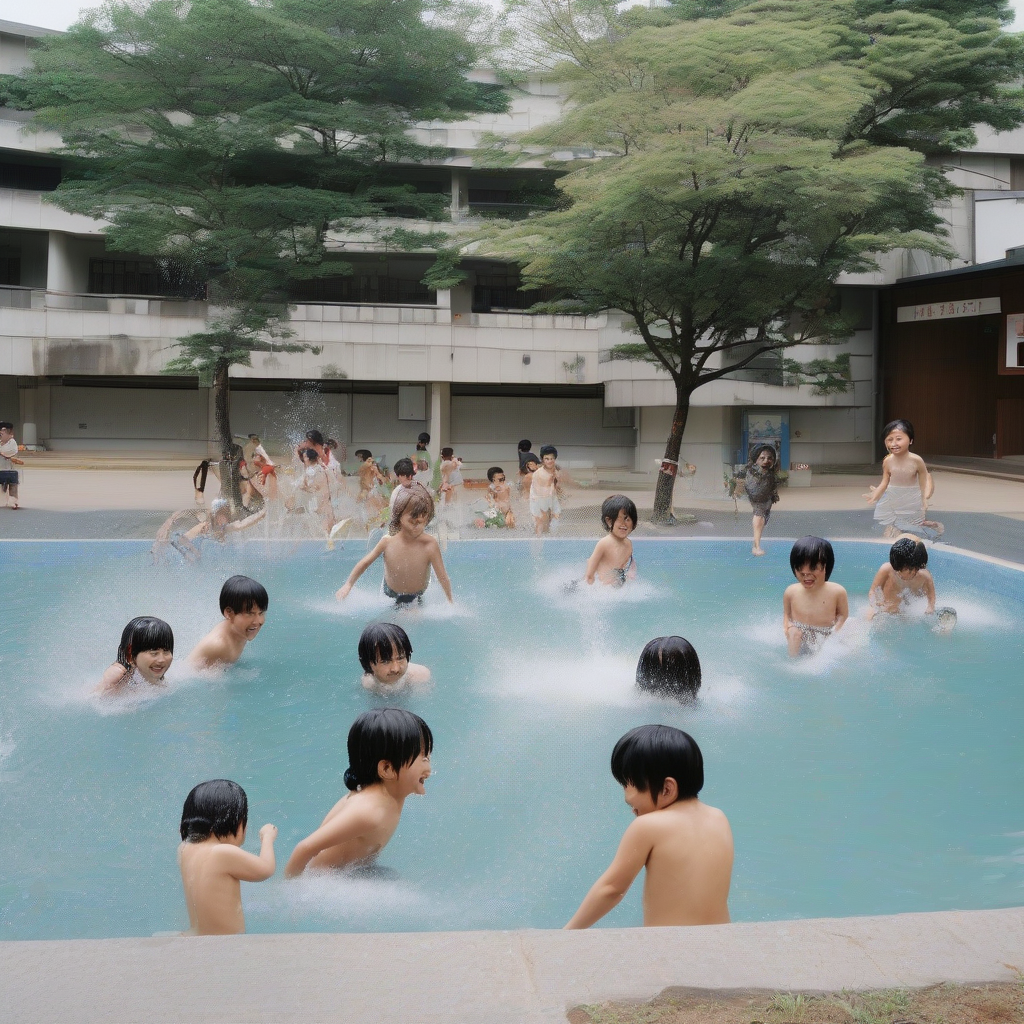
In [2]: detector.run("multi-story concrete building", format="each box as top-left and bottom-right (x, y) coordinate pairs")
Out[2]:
(3, 16), (1018, 479)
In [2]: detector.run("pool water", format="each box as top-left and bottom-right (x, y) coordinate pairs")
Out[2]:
(0, 537), (1022, 940)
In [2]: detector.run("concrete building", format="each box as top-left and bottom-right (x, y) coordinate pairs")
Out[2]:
(4, 17), (1016, 478)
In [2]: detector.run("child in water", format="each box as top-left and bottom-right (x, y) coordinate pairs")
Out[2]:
(635, 636), (701, 701)
(486, 467), (515, 528)
(868, 536), (956, 630)
(285, 708), (432, 876)
(783, 536), (849, 656)
(95, 616), (174, 695)
(735, 444), (780, 556)
(336, 485), (453, 606)
(188, 575), (269, 668)
(178, 779), (277, 935)
(565, 725), (733, 928)
(358, 622), (431, 690)
(585, 495), (638, 586)
(864, 419), (944, 538)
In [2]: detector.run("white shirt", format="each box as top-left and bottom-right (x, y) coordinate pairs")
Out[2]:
(0, 437), (18, 471)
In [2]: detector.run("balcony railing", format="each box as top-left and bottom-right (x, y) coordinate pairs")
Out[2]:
(0, 285), (206, 316)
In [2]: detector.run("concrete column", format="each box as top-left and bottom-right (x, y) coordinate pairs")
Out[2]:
(428, 381), (451, 460)
(19, 386), (37, 446)
(46, 232), (77, 293)
(450, 170), (469, 222)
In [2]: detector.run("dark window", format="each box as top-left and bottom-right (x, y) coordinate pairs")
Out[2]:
(0, 163), (62, 191)
(291, 275), (435, 305)
(88, 259), (206, 298)
(0, 257), (20, 286)
(472, 272), (558, 313)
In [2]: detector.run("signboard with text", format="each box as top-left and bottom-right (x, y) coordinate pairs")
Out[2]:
(896, 297), (1001, 323)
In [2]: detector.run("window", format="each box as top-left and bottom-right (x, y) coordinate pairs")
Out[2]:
(472, 272), (559, 313)
(0, 257), (20, 286)
(291, 275), (435, 305)
(0, 162), (61, 191)
(88, 259), (206, 298)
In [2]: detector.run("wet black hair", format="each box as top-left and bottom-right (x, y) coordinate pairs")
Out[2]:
(300, 447), (319, 463)
(610, 725), (704, 802)
(116, 616), (174, 670)
(344, 708), (433, 791)
(601, 494), (638, 531)
(749, 443), (778, 469)
(517, 439), (532, 452)
(487, 466), (505, 482)
(358, 622), (413, 673)
(354, 449), (372, 461)
(889, 536), (928, 571)
(180, 779), (248, 842)
(441, 447), (454, 459)
(635, 637), (701, 700)
(0, 421), (13, 431)
(305, 429), (325, 446)
(219, 575), (269, 614)
(539, 444), (557, 458)
(394, 457), (415, 478)
(521, 453), (540, 469)
(417, 432), (430, 445)
(789, 536), (835, 580)
(882, 419), (915, 443)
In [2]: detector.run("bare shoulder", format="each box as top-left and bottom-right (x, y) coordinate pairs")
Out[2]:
(783, 582), (800, 598)
(96, 663), (129, 694)
(407, 663), (431, 683)
(827, 581), (848, 596)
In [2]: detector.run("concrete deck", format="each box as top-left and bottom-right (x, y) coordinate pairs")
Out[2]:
(2, 908), (1022, 1023)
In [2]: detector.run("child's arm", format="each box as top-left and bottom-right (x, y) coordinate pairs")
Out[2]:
(284, 803), (380, 878)
(920, 459), (934, 503)
(833, 586), (850, 632)
(782, 587), (794, 637)
(226, 507), (267, 532)
(429, 540), (454, 602)
(867, 566), (888, 609)
(336, 536), (388, 600)
(863, 458), (891, 503)
(584, 537), (609, 585)
(564, 818), (654, 929)
(221, 824), (278, 881)
(94, 663), (129, 695)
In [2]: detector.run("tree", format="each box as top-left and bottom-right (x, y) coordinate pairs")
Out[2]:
(485, 0), (1023, 521)
(14, 0), (505, 512)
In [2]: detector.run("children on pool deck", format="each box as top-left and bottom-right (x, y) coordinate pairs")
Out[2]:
(635, 636), (701, 701)
(178, 780), (277, 935)
(95, 616), (174, 696)
(864, 419), (944, 538)
(188, 575), (269, 668)
(565, 725), (733, 928)
(0, 420), (24, 509)
(284, 709), (432, 877)
(585, 495), (638, 586)
(439, 447), (463, 503)
(530, 445), (561, 535)
(487, 466), (515, 528)
(736, 443), (780, 556)
(297, 447), (335, 534)
(358, 622), (431, 691)
(783, 536), (849, 657)
(336, 485), (453, 606)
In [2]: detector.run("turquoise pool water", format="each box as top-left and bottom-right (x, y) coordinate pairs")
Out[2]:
(0, 537), (1021, 939)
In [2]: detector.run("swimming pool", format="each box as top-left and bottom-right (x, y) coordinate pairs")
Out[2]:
(0, 537), (1021, 939)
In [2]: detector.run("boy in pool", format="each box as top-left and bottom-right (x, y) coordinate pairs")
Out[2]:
(178, 779), (277, 935)
(565, 724), (733, 928)
(783, 536), (849, 657)
(530, 444), (561, 535)
(487, 466), (515, 527)
(336, 485), (453, 606)
(867, 535), (955, 630)
(864, 419), (943, 538)
(188, 575), (269, 668)
(96, 616), (174, 696)
(358, 622), (431, 690)
(585, 494), (638, 586)
(285, 708), (432, 876)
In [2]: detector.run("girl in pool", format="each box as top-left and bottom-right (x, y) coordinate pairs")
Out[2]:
(585, 494), (638, 586)
(735, 444), (780, 556)
(95, 616), (174, 695)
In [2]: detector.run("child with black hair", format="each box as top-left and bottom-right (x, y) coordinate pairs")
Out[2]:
(96, 616), (174, 695)
(358, 622), (430, 690)
(585, 495), (638, 586)
(636, 636), (701, 700)
(565, 725), (732, 928)
(188, 575), (269, 668)
(389, 457), (416, 512)
(868, 535), (955, 630)
(783, 536), (849, 656)
(439, 447), (463, 503)
(285, 708), (432, 876)
(518, 439), (540, 496)
(864, 419), (944, 538)
(735, 444), (780, 556)
(486, 466), (515, 528)
(178, 779), (277, 935)
(530, 444), (560, 535)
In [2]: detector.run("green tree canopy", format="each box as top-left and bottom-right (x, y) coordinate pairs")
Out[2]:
(483, 0), (1023, 520)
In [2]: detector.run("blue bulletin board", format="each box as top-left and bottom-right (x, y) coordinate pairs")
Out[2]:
(741, 411), (790, 470)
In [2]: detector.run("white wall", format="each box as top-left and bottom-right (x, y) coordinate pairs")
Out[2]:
(974, 194), (1024, 264)
(48, 385), (209, 445)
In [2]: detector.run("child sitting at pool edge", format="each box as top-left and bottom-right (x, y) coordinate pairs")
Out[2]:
(358, 622), (431, 690)
(585, 494), (638, 586)
(336, 485), (453, 606)
(783, 536), (849, 657)
(565, 724), (733, 928)
(178, 779), (277, 935)
(285, 708), (432, 876)
(188, 575), (269, 669)
(96, 616), (174, 695)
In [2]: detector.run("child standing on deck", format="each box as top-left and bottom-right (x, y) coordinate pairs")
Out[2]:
(336, 485), (453, 606)
(864, 419), (944, 538)
(285, 709), (432, 876)
(439, 447), (463, 503)
(530, 445), (561, 535)
(565, 725), (733, 928)
(585, 495), (638, 586)
(735, 444), (780, 556)
(783, 536), (849, 656)
(178, 780), (277, 935)
(0, 420), (24, 509)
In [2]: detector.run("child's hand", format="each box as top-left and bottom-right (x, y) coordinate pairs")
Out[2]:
(260, 824), (278, 843)
(862, 491), (876, 503)
(336, 583), (352, 601)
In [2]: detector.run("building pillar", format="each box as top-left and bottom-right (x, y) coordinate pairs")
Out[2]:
(429, 381), (451, 460)
(450, 170), (469, 222)
(19, 385), (37, 446)
(46, 231), (78, 293)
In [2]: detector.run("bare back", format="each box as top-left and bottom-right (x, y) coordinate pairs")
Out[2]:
(305, 789), (402, 870)
(178, 841), (245, 935)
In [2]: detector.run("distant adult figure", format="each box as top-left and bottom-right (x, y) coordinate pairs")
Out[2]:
(636, 636), (701, 701)
(0, 420), (24, 509)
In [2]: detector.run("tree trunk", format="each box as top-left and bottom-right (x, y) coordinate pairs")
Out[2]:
(213, 358), (243, 516)
(651, 387), (692, 524)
